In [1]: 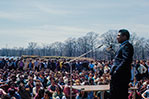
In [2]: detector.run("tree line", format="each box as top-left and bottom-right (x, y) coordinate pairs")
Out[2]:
(0, 30), (149, 60)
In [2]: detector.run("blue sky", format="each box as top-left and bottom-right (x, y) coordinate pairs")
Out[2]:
(0, 0), (149, 48)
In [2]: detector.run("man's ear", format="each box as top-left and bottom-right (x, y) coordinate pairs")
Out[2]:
(123, 35), (128, 40)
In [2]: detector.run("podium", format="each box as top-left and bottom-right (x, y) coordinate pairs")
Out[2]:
(72, 85), (138, 99)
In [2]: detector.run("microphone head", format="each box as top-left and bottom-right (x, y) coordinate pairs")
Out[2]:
(109, 45), (112, 48)
(106, 45), (112, 51)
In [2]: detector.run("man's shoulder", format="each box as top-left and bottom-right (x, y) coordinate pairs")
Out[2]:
(123, 41), (133, 49)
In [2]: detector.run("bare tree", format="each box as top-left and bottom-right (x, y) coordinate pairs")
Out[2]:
(145, 39), (149, 59)
(84, 32), (99, 58)
(27, 42), (37, 55)
(100, 30), (118, 60)
(133, 37), (146, 60)
(0, 30), (148, 60)
(50, 42), (65, 56)
(64, 38), (77, 57)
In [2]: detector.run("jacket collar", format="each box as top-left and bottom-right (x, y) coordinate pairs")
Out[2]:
(120, 40), (129, 47)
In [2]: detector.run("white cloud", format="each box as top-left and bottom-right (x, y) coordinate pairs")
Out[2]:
(91, 23), (149, 38)
(0, 23), (148, 48)
(0, 11), (37, 20)
(0, 25), (93, 48)
(38, 25), (90, 33)
(0, 11), (22, 20)
(34, 3), (72, 15)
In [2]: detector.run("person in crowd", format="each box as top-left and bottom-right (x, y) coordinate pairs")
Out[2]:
(18, 59), (24, 71)
(137, 60), (147, 80)
(43, 90), (51, 99)
(128, 88), (142, 99)
(140, 60), (148, 78)
(34, 88), (45, 99)
(34, 59), (39, 71)
(28, 60), (33, 70)
(8, 58), (14, 70)
(25, 77), (35, 97)
(18, 82), (31, 99)
(0, 88), (6, 97)
(142, 84), (149, 99)
(52, 85), (66, 99)
(63, 81), (78, 99)
(104, 63), (110, 74)
(89, 61), (95, 73)
(48, 80), (57, 97)
(8, 88), (21, 99)
(33, 81), (43, 97)
(136, 60), (142, 81)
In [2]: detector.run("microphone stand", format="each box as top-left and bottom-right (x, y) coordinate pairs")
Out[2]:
(69, 44), (103, 99)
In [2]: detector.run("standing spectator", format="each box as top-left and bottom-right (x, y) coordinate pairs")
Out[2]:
(43, 60), (47, 69)
(23, 59), (28, 71)
(8, 58), (14, 70)
(28, 60), (33, 70)
(141, 60), (148, 79)
(0, 58), (6, 69)
(34, 59), (39, 71)
(147, 60), (149, 78)
(130, 64), (136, 82)
(18, 59), (24, 71)
(51, 60), (56, 71)
(98, 64), (104, 77)
(137, 60), (147, 80)
(89, 61), (95, 73)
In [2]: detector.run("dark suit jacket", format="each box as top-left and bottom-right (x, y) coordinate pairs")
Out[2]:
(110, 40), (134, 84)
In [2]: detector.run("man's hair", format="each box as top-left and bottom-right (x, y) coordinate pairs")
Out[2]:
(119, 29), (130, 40)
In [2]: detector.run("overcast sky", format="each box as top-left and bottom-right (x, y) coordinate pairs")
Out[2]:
(0, 0), (149, 48)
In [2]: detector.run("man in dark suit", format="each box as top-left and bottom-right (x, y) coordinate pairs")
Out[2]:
(110, 29), (134, 99)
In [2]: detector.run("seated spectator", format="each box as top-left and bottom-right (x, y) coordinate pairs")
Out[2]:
(33, 82), (43, 97)
(0, 88), (6, 97)
(104, 64), (110, 74)
(128, 90), (142, 99)
(43, 90), (51, 99)
(52, 85), (66, 99)
(48, 80), (57, 97)
(142, 85), (149, 99)
(96, 91), (110, 99)
(18, 82), (31, 99)
(63, 81), (78, 99)
(76, 81), (88, 99)
(34, 89), (44, 99)
(25, 77), (35, 97)
(8, 88), (21, 99)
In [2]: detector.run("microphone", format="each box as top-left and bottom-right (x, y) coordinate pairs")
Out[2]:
(106, 45), (113, 51)
(106, 44), (115, 54)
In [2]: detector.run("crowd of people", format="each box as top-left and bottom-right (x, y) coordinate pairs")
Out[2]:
(0, 57), (148, 99)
